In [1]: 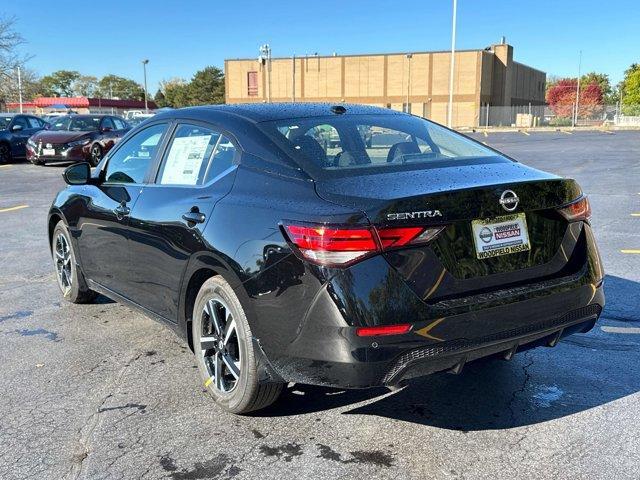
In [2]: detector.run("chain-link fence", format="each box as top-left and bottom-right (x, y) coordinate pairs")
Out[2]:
(478, 104), (640, 128)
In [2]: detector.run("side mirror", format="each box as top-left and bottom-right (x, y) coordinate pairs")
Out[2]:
(63, 162), (91, 185)
(11, 124), (23, 132)
(101, 126), (113, 133)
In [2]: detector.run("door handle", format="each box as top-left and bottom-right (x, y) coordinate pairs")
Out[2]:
(114, 203), (130, 220)
(182, 211), (206, 225)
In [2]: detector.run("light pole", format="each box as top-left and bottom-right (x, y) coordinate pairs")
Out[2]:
(142, 59), (149, 113)
(573, 51), (582, 127)
(447, 0), (458, 128)
(406, 53), (413, 113)
(259, 44), (271, 103)
(16, 67), (23, 113)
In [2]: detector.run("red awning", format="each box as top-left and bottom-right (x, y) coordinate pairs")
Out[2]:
(31, 97), (157, 109)
(34, 97), (90, 108)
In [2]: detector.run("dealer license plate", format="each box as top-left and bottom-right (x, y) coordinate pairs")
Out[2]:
(471, 213), (531, 259)
(42, 148), (55, 156)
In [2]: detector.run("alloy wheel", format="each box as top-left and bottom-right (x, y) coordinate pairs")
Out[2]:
(90, 145), (102, 165)
(199, 297), (241, 393)
(54, 233), (73, 295)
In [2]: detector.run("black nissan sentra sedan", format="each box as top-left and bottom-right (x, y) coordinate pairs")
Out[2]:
(48, 104), (604, 413)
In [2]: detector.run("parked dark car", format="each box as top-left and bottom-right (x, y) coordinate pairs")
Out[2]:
(27, 114), (130, 166)
(0, 113), (48, 163)
(48, 103), (604, 414)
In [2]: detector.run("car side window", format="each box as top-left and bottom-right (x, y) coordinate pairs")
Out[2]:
(27, 117), (42, 129)
(12, 116), (28, 130)
(104, 123), (168, 184)
(203, 135), (236, 183)
(157, 124), (222, 186)
(101, 117), (116, 131)
(113, 117), (126, 130)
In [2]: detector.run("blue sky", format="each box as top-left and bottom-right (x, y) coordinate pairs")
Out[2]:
(4, 0), (639, 92)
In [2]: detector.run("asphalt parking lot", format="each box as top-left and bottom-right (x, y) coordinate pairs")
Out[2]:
(0, 130), (639, 480)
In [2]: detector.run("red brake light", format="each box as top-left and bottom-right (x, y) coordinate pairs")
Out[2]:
(356, 323), (412, 337)
(558, 197), (591, 222)
(376, 227), (424, 248)
(283, 223), (445, 267)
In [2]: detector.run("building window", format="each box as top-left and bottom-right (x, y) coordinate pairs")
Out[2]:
(247, 71), (258, 96)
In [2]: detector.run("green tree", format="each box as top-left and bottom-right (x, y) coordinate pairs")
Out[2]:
(96, 75), (145, 100)
(159, 78), (189, 107)
(621, 64), (640, 115)
(153, 89), (166, 108)
(581, 72), (615, 104)
(40, 70), (81, 97)
(73, 75), (98, 97)
(186, 66), (225, 105)
(0, 67), (41, 103)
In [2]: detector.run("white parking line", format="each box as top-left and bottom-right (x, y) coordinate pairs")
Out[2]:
(601, 326), (640, 334)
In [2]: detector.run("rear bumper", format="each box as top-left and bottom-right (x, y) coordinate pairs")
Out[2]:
(260, 223), (605, 389)
(267, 282), (603, 388)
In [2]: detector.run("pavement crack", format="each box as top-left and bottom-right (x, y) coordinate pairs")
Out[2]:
(507, 352), (534, 425)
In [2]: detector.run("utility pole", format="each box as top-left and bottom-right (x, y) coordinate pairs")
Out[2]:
(447, 0), (457, 128)
(292, 54), (296, 102)
(406, 53), (413, 113)
(573, 50), (582, 127)
(16, 67), (23, 113)
(142, 59), (149, 113)
(259, 44), (272, 103)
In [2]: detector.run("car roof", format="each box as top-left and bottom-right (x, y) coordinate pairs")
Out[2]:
(153, 102), (402, 124)
(0, 113), (18, 117)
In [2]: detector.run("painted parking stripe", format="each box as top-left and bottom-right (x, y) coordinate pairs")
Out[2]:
(601, 326), (640, 334)
(621, 250), (640, 254)
(631, 213), (640, 217)
(521, 130), (530, 136)
(0, 205), (29, 213)
(562, 130), (572, 135)
(0, 164), (11, 169)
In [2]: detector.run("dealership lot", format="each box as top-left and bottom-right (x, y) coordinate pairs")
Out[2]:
(0, 131), (638, 479)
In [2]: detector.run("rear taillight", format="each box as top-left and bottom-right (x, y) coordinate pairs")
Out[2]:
(558, 197), (591, 222)
(356, 323), (412, 337)
(283, 223), (444, 267)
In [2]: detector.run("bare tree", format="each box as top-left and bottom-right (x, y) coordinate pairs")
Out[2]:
(0, 16), (27, 81)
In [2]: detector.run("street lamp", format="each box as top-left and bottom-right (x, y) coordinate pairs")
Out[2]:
(447, 0), (457, 128)
(16, 67), (23, 114)
(258, 44), (271, 103)
(142, 59), (149, 113)
(406, 53), (413, 114)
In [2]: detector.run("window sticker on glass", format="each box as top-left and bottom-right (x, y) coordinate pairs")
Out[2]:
(160, 134), (212, 185)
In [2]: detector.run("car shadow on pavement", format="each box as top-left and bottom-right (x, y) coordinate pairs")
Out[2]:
(259, 275), (640, 431)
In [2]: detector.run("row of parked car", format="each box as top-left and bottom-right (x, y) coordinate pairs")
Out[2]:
(0, 112), (154, 167)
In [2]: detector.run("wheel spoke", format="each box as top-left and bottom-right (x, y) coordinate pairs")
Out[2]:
(223, 318), (236, 346)
(206, 300), (222, 335)
(222, 353), (240, 379)
(55, 249), (64, 260)
(200, 336), (217, 351)
(214, 352), (224, 392)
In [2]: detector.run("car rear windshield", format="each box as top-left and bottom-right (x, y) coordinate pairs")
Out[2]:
(257, 113), (508, 177)
(50, 116), (101, 132)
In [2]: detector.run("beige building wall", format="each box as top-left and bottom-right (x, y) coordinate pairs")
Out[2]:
(225, 43), (545, 127)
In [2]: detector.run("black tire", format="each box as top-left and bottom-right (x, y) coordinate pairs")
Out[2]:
(0, 142), (11, 164)
(192, 276), (283, 414)
(30, 158), (45, 166)
(89, 144), (102, 167)
(52, 221), (97, 304)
